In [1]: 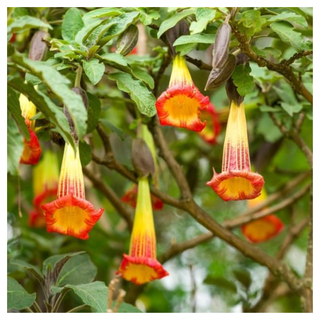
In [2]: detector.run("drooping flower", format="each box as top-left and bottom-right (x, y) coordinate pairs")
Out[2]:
(117, 177), (169, 285)
(19, 93), (41, 165)
(121, 184), (164, 210)
(42, 143), (104, 240)
(198, 102), (221, 144)
(28, 151), (60, 228)
(155, 54), (210, 132)
(241, 189), (284, 243)
(207, 101), (264, 201)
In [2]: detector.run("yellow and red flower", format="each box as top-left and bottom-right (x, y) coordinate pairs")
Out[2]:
(19, 93), (41, 165)
(155, 54), (210, 132)
(28, 151), (60, 228)
(121, 184), (164, 210)
(207, 101), (264, 201)
(198, 102), (221, 144)
(241, 189), (284, 243)
(117, 177), (168, 285)
(42, 143), (104, 240)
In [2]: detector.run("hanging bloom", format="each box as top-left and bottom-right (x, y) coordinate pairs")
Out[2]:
(117, 177), (168, 285)
(19, 93), (41, 165)
(121, 184), (164, 210)
(42, 143), (104, 240)
(155, 54), (210, 132)
(241, 189), (284, 243)
(198, 102), (221, 144)
(28, 210), (46, 228)
(207, 101), (264, 201)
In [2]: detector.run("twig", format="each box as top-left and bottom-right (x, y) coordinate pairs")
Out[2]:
(185, 55), (212, 71)
(281, 51), (313, 66)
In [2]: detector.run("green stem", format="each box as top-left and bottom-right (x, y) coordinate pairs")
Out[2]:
(32, 300), (42, 313)
(52, 289), (71, 313)
(66, 304), (88, 313)
(25, 307), (34, 313)
(74, 65), (83, 88)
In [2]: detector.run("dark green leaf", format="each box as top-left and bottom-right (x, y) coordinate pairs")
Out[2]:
(8, 77), (75, 149)
(157, 8), (196, 38)
(260, 105), (282, 113)
(7, 277), (36, 310)
(100, 119), (125, 141)
(233, 269), (252, 289)
(204, 276), (238, 293)
(131, 67), (154, 89)
(108, 72), (156, 117)
(7, 111), (23, 175)
(62, 8), (85, 41)
(79, 140), (92, 167)
(66, 282), (108, 313)
(270, 22), (312, 51)
(173, 33), (215, 46)
(189, 8), (216, 34)
(56, 253), (97, 286)
(75, 20), (103, 45)
(7, 16), (52, 34)
(8, 259), (44, 284)
(83, 59), (105, 85)
(251, 46), (282, 58)
(268, 11), (308, 28)
(86, 92), (101, 133)
(231, 64), (255, 96)
(7, 87), (29, 140)
(280, 102), (303, 117)
(11, 53), (87, 140)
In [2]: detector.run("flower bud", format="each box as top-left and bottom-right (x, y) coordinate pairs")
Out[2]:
(116, 25), (139, 56)
(212, 22), (231, 69)
(28, 30), (50, 61)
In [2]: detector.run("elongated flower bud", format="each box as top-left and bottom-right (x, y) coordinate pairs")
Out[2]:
(28, 30), (49, 61)
(116, 24), (139, 56)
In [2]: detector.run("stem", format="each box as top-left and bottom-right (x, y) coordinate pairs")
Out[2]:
(74, 65), (83, 88)
(52, 289), (71, 313)
(32, 300), (42, 313)
(25, 307), (34, 313)
(66, 304), (88, 313)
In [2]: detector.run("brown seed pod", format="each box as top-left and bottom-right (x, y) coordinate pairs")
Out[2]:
(28, 30), (50, 61)
(116, 25), (139, 56)
(205, 54), (236, 91)
(212, 22), (231, 69)
(131, 138), (155, 178)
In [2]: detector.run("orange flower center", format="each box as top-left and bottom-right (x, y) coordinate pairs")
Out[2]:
(219, 177), (254, 198)
(121, 262), (161, 285)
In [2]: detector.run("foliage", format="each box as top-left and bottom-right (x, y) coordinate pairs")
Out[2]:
(7, 6), (312, 313)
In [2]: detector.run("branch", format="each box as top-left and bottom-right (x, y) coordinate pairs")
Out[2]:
(83, 167), (133, 230)
(232, 26), (313, 105)
(281, 50), (313, 66)
(185, 55), (212, 71)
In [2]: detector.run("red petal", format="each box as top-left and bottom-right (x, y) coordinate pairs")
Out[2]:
(20, 128), (41, 165)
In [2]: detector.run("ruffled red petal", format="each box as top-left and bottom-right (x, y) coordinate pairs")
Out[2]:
(28, 210), (46, 228)
(42, 193), (104, 240)
(116, 254), (169, 285)
(198, 103), (221, 144)
(156, 85), (209, 132)
(33, 188), (58, 209)
(20, 128), (41, 165)
(241, 215), (284, 243)
(206, 169), (264, 201)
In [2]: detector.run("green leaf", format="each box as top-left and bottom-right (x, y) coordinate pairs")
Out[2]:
(7, 87), (29, 140)
(7, 277), (36, 310)
(114, 301), (142, 313)
(239, 10), (266, 38)
(8, 259), (43, 280)
(66, 282), (108, 313)
(7, 16), (52, 34)
(42, 252), (85, 273)
(175, 43), (197, 56)
(131, 67), (154, 89)
(83, 59), (105, 85)
(203, 276), (238, 293)
(189, 8), (216, 34)
(8, 77), (75, 149)
(75, 20), (103, 45)
(251, 46), (282, 58)
(82, 7), (124, 20)
(256, 113), (283, 142)
(268, 11), (308, 28)
(25, 73), (42, 86)
(274, 81), (298, 105)
(100, 119), (125, 141)
(86, 92), (101, 133)
(280, 102), (303, 117)
(232, 269), (252, 290)
(100, 52), (128, 68)
(260, 105), (282, 113)
(109, 72), (156, 117)
(7, 111), (23, 175)
(56, 253), (97, 286)
(138, 8), (160, 25)
(11, 53), (87, 141)
(79, 140), (92, 167)
(270, 21), (312, 51)
(232, 64), (255, 96)
(173, 33), (215, 46)
(157, 8), (196, 38)
(62, 8), (85, 41)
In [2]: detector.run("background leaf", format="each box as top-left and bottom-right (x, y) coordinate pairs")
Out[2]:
(86, 92), (101, 133)
(79, 140), (92, 167)
(7, 16), (52, 34)
(62, 7), (85, 41)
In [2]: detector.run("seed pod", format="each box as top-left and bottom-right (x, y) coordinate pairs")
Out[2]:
(131, 138), (155, 178)
(205, 54), (236, 91)
(162, 19), (189, 57)
(116, 25), (139, 56)
(212, 22), (231, 69)
(72, 87), (88, 110)
(28, 30), (50, 61)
